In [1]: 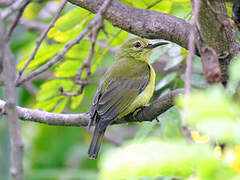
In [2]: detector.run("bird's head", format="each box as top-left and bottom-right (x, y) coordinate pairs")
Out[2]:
(116, 37), (168, 62)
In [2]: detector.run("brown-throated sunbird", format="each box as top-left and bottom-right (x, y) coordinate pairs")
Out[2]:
(88, 37), (168, 159)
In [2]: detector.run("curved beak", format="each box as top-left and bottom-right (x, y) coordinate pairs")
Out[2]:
(145, 41), (168, 49)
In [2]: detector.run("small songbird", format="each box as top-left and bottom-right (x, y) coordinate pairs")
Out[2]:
(88, 37), (168, 159)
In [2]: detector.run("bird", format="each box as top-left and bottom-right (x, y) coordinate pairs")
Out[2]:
(88, 37), (168, 159)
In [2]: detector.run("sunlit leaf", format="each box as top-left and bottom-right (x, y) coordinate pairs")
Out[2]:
(231, 146), (240, 174)
(170, 2), (192, 18)
(54, 98), (68, 113)
(34, 96), (64, 112)
(65, 40), (91, 59)
(70, 89), (85, 109)
(110, 30), (128, 46)
(150, 0), (173, 14)
(176, 87), (240, 124)
(37, 79), (73, 101)
(55, 8), (89, 32)
(17, 44), (63, 70)
(48, 14), (93, 43)
(23, 2), (42, 20)
(176, 87), (240, 144)
(191, 130), (210, 143)
(54, 60), (83, 77)
(99, 139), (213, 180)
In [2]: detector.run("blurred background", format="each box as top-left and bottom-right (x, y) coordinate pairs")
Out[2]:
(1, 0), (240, 180)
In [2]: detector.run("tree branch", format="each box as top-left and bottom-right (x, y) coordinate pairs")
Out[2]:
(17, 0), (113, 86)
(16, 0), (67, 81)
(1, 0), (26, 20)
(7, 0), (31, 41)
(67, 0), (192, 50)
(0, 15), (24, 180)
(0, 89), (184, 127)
(198, 0), (240, 85)
(67, 0), (240, 86)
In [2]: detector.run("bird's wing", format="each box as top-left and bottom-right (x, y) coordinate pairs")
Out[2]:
(90, 60), (151, 131)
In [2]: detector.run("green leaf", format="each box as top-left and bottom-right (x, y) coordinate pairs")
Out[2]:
(34, 96), (64, 112)
(176, 87), (240, 125)
(155, 72), (177, 91)
(54, 98), (69, 113)
(65, 40), (91, 59)
(37, 79), (74, 101)
(98, 21), (128, 46)
(48, 14), (93, 43)
(134, 120), (158, 142)
(158, 107), (183, 138)
(132, 0), (148, 8)
(55, 8), (89, 32)
(150, 0), (173, 14)
(198, 158), (236, 180)
(176, 87), (240, 144)
(170, 2), (192, 18)
(110, 30), (128, 46)
(54, 60), (83, 77)
(70, 89), (85, 109)
(17, 44), (63, 70)
(198, 121), (240, 144)
(99, 139), (213, 180)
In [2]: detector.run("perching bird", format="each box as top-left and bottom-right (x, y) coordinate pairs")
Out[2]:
(88, 37), (168, 159)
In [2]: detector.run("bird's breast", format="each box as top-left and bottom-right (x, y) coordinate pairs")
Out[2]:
(118, 64), (156, 119)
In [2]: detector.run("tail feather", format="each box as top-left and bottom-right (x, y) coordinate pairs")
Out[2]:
(88, 123), (106, 159)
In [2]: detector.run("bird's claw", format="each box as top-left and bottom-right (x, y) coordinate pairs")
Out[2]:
(133, 104), (150, 121)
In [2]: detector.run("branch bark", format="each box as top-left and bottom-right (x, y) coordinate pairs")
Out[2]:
(0, 15), (24, 180)
(198, 0), (240, 85)
(67, 0), (192, 50)
(17, 0), (113, 86)
(0, 89), (184, 127)
(67, 0), (240, 85)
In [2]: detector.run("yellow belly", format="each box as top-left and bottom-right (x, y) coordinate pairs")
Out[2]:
(118, 64), (155, 119)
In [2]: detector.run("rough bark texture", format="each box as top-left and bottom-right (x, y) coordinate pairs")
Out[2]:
(67, 0), (240, 85)
(68, 0), (191, 50)
(198, 0), (240, 85)
(0, 89), (184, 127)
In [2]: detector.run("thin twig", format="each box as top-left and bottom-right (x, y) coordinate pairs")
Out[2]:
(146, 0), (163, 9)
(1, 0), (26, 20)
(7, 17), (47, 31)
(182, 0), (200, 138)
(17, 0), (113, 86)
(0, 0), (13, 6)
(184, 0), (200, 94)
(0, 89), (184, 127)
(16, 0), (67, 82)
(0, 14), (24, 180)
(60, 19), (104, 96)
(23, 82), (38, 96)
(7, 0), (31, 41)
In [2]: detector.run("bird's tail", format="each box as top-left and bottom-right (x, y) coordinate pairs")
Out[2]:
(88, 122), (106, 159)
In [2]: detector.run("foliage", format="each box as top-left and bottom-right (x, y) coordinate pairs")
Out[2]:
(0, 0), (239, 180)
(98, 55), (240, 180)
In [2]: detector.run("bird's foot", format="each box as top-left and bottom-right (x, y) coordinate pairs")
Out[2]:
(133, 104), (150, 121)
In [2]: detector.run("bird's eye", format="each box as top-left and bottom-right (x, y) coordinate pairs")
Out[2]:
(134, 42), (141, 48)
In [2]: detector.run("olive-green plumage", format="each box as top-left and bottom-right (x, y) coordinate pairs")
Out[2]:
(88, 37), (168, 159)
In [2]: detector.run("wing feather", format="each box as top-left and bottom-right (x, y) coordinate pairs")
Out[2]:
(90, 60), (151, 131)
